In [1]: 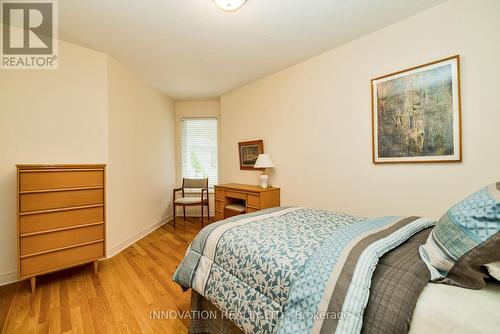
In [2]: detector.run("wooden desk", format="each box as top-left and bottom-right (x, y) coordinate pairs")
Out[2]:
(214, 183), (280, 221)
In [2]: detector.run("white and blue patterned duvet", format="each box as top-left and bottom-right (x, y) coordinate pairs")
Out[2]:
(173, 207), (434, 334)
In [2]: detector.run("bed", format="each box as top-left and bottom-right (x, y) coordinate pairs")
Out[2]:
(173, 204), (500, 334)
(173, 182), (500, 334)
(174, 207), (423, 333)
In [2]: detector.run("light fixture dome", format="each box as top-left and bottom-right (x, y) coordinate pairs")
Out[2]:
(213, 0), (247, 12)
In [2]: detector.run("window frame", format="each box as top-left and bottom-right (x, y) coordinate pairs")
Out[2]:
(180, 117), (219, 191)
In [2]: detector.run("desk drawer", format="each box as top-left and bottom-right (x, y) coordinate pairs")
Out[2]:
(225, 191), (247, 201)
(215, 199), (225, 212)
(246, 207), (260, 214)
(215, 211), (224, 221)
(20, 170), (103, 191)
(20, 241), (104, 277)
(20, 189), (103, 212)
(247, 194), (261, 208)
(20, 224), (104, 256)
(215, 189), (225, 200)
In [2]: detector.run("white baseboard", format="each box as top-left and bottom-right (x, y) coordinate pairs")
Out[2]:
(0, 271), (17, 287)
(106, 215), (173, 258)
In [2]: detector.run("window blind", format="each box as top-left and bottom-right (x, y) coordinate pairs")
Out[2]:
(182, 118), (218, 188)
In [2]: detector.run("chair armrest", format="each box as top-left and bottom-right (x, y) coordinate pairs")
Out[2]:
(173, 187), (183, 199)
(201, 188), (209, 201)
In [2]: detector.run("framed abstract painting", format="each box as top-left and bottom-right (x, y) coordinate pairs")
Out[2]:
(371, 55), (462, 163)
(238, 140), (264, 170)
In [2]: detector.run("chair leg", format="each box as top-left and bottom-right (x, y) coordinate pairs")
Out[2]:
(183, 206), (186, 221)
(173, 204), (176, 228)
(201, 203), (204, 227)
(207, 201), (210, 223)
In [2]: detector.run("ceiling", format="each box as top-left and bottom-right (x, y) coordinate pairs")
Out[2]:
(59, 0), (446, 100)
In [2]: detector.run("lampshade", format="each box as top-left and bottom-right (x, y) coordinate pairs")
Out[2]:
(254, 154), (274, 168)
(213, 0), (247, 12)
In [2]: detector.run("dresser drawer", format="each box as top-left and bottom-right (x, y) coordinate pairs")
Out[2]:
(20, 206), (103, 234)
(20, 189), (103, 212)
(20, 241), (104, 278)
(20, 224), (104, 256)
(19, 170), (103, 191)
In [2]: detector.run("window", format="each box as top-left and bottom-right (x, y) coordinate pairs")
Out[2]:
(182, 118), (218, 188)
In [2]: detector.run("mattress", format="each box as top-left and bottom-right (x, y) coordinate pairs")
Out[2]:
(409, 282), (500, 333)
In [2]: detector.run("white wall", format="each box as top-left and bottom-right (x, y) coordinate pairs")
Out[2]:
(220, 0), (500, 220)
(0, 41), (108, 283)
(107, 57), (176, 256)
(0, 41), (176, 284)
(174, 100), (220, 217)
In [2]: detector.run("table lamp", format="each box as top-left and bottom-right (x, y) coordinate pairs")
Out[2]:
(254, 154), (274, 189)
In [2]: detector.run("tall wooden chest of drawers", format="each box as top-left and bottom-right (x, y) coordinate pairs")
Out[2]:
(16, 164), (106, 292)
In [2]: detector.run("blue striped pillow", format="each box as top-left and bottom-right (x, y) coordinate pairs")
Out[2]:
(419, 182), (500, 288)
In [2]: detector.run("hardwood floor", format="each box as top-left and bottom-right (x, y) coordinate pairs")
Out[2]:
(0, 218), (207, 334)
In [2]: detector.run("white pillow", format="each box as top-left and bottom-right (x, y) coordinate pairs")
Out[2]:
(486, 262), (500, 281)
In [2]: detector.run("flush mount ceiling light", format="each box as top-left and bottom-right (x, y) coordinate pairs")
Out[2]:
(213, 0), (247, 12)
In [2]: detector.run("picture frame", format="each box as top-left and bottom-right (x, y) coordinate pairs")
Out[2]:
(238, 140), (264, 170)
(371, 55), (462, 163)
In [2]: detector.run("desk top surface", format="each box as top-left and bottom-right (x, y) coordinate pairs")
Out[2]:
(215, 183), (280, 193)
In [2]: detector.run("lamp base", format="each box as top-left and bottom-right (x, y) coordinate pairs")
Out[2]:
(259, 174), (269, 189)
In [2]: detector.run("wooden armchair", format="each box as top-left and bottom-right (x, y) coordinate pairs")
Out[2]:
(173, 178), (209, 228)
